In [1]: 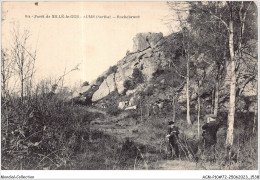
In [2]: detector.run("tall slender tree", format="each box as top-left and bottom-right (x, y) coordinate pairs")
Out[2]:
(167, 2), (192, 125)
(186, 1), (257, 149)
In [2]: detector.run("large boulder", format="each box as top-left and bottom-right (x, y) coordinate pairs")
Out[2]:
(115, 64), (133, 94)
(129, 95), (140, 106)
(140, 56), (161, 80)
(118, 101), (128, 109)
(71, 85), (91, 98)
(126, 89), (137, 96)
(115, 55), (139, 94)
(89, 32), (171, 100)
(133, 32), (163, 52)
(92, 73), (117, 102)
(115, 72), (125, 94)
(248, 102), (257, 112)
(113, 35), (168, 94)
(115, 53), (138, 94)
(79, 85), (91, 94)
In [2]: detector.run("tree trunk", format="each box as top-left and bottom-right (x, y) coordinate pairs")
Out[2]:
(214, 80), (219, 116)
(21, 74), (24, 103)
(172, 89), (176, 122)
(253, 80), (257, 134)
(226, 19), (236, 148)
(1, 56), (6, 98)
(197, 81), (201, 139)
(186, 56), (191, 125)
(211, 89), (215, 114)
(140, 96), (143, 121)
(253, 101), (257, 134)
(88, 121), (92, 142)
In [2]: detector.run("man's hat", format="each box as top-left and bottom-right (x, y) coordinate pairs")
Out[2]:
(205, 114), (217, 123)
(168, 121), (175, 125)
(205, 114), (217, 118)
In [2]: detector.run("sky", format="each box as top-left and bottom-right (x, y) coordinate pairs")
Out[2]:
(2, 1), (176, 88)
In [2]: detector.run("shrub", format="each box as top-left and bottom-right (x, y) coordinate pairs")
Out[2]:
(96, 76), (105, 85)
(106, 105), (122, 116)
(82, 81), (89, 87)
(152, 69), (164, 78)
(132, 68), (144, 84)
(123, 79), (133, 90)
(107, 65), (118, 76)
(144, 86), (154, 96)
(127, 110), (139, 120)
(123, 68), (144, 91)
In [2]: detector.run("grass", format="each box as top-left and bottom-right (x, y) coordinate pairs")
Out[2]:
(119, 107), (258, 170)
(1, 95), (153, 170)
(1, 93), (258, 170)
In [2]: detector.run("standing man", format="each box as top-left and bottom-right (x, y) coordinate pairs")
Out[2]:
(166, 121), (180, 159)
(202, 114), (220, 148)
(201, 114), (221, 161)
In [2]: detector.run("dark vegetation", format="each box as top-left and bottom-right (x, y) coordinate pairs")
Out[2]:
(82, 81), (89, 87)
(1, 64), (257, 170)
(96, 76), (105, 85)
(107, 65), (118, 76)
(1, 94), (151, 170)
(123, 68), (144, 92)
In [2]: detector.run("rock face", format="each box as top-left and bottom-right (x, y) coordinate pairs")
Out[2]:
(133, 32), (163, 52)
(71, 85), (91, 98)
(92, 73), (117, 102)
(129, 95), (140, 106)
(86, 32), (170, 102)
(118, 101), (128, 109)
(74, 31), (257, 115)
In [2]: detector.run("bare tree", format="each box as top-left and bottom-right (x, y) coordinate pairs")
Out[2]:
(167, 2), (257, 154)
(226, 1), (257, 149)
(56, 63), (80, 87)
(225, 2), (236, 149)
(167, 2), (192, 125)
(10, 28), (36, 103)
(186, 1), (257, 152)
(1, 49), (14, 99)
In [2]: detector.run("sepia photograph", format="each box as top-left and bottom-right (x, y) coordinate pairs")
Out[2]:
(1, 1), (259, 178)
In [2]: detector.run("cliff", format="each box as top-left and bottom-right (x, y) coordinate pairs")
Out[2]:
(74, 32), (257, 115)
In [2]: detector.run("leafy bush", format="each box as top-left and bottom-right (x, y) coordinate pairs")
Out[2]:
(106, 105), (122, 116)
(143, 86), (154, 96)
(123, 68), (144, 92)
(82, 81), (89, 87)
(152, 69), (165, 78)
(107, 65), (118, 76)
(1, 89), (106, 170)
(123, 79), (133, 90)
(126, 50), (130, 56)
(132, 68), (144, 84)
(96, 76), (105, 85)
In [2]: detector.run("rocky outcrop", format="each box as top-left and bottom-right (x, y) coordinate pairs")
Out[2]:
(73, 30), (257, 117)
(129, 95), (140, 106)
(118, 101), (128, 109)
(86, 32), (171, 102)
(71, 85), (91, 99)
(133, 32), (163, 52)
(92, 73), (117, 102)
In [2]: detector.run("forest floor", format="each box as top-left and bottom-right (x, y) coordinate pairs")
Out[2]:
(155, 160), (200, 170)
(2, 102), (257, 170)
(83, 106), (258, 170)
(86, 106), (201, 170)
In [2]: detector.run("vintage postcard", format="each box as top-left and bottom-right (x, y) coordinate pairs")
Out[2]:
(1, 1), (258, 179)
